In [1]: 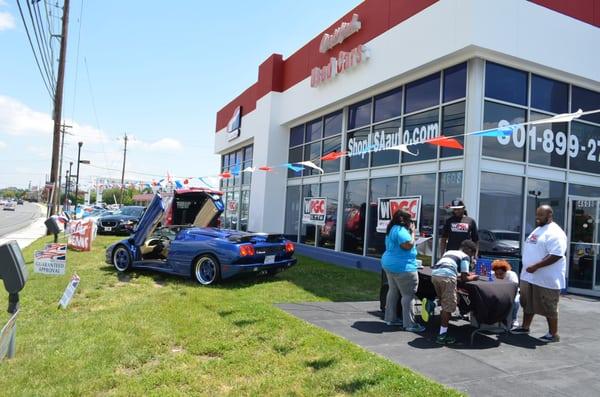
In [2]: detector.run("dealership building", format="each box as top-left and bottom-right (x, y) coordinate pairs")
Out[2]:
(214, 0), (600, 295)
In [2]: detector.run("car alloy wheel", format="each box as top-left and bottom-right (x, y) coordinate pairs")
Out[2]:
(113, 246), (132, 272)
(194, 255), (220, 285)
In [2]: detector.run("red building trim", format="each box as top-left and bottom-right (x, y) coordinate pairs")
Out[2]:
(529, 0), (600, 28)
(216, 0), (438, 132)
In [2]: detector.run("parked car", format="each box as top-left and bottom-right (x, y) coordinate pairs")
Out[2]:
(3, 201), (16, 211)
(105, 188), (297, 285)
(16, 199), (24, 205)
(97, 205), (145, 235)
(478, 229), (520, 257)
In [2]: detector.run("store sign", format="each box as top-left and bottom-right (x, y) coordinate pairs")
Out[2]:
(227, 200), (238, 212)
(34, 243), (67, 275)
(377, 196), (422, 233)
(319, 13), (361, 53)
(348, 122), (439, 158)
(227, 106), (242, 141)
(495, 119), (600, 163)
(311, 45), (369, 87)
(302, 197), (327, 226)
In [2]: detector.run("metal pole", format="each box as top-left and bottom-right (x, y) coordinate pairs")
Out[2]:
(49, 0), (71, 216)
(120, 133), (128, 205)
(74, 142), (82, 218)
(67, 161), (73, 210)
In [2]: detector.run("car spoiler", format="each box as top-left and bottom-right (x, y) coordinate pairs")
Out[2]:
(228, 233), (286, 243)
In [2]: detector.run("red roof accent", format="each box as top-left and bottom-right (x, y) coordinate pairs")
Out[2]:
(529, 0), (600, 28)
(215, 0), (438, 132)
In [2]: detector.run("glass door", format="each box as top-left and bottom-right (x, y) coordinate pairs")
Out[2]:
(567, 197), (599, 292)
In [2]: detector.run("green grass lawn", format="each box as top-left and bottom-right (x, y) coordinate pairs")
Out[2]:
(0, 235), (460, 396)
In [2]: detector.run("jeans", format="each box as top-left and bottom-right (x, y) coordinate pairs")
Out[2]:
(384, 270), (419, 328)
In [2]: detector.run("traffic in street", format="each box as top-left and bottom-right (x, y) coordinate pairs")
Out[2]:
(0, 201), (44, 238)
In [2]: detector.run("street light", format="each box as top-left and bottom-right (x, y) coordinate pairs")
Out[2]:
(73, 142), (91, 219)
(65, 161), (73, 211)
(528, 190), (542, 209)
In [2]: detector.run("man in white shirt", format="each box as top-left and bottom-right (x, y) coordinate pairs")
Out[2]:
(512, 205), (567, 343)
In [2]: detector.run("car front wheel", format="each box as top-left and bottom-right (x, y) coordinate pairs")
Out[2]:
(112, 245), (132, 272)
(193, 255), (221, 285)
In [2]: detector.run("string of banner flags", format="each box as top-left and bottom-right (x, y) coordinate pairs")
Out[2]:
(86, 108), (599, 191)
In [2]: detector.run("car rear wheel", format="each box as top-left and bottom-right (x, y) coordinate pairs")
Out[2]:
(113, 245), (132, 272)
(193, 255), (221, 285)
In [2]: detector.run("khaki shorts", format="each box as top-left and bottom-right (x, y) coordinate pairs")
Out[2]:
(432, 276), (457, 313)
(520, 280), (560, 319)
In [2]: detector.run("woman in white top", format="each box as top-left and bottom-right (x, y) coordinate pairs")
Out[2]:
(493, 259), (520, 328)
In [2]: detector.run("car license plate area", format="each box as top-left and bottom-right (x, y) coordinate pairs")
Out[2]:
(104, 227), (112, 232)
(264, 255), (275, 264)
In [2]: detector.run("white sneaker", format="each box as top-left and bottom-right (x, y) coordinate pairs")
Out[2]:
(511, 321), (519, 329)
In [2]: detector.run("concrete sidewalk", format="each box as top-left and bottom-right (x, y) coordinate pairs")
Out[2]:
(279, 296), (600, 397)
(0, 204), (48, 249)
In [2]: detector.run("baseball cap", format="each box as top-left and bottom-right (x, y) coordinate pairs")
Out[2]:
(449, 199), (465, 209)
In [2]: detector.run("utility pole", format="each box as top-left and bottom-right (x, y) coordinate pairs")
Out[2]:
(49, 0), (71, 216)
(119, 133), (128, 205)
(74, 142), (82, 218)
(55, 123), (72, 213)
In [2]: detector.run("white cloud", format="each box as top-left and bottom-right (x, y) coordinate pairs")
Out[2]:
(0, 95), (53, 135)
(0, 12), (15, 31)
(129, 137), (183, 152)
(0, 141), (6, 149)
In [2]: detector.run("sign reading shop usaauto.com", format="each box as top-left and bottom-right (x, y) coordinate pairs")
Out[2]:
(377, 196), (422, 233)
(303, 197), (327, 226)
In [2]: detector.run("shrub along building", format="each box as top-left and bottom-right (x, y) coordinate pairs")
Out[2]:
(214, 0), (600, 296)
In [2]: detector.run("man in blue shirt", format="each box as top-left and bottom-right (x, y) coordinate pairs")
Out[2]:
(430, 239), (478, 344)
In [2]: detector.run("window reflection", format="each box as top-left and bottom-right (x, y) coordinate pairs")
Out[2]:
(525, 179), (565, 236)
(443, 63), (467, 103)
(482, 101), (526, 162)
(405, 72), (440, 114)
(528, 112), (567, 169)
(374, 87), (402, 123)
(570, 122), (600, 174)
(485, 62), (528, 105)
(317, 182), (338, 250)
(343, 180), (367, 255)
(348, 99), (372, 130)
(370, 120), (401, 167)
(366, 177), (398, 258)
(346, 128), (370, 170)
(440, 101), (465, 158)
(531, 74), (568, 114)
(479, 172), (523, 236)
(437, 171), (463, 258)
(402, 109), (438, 163)
(401, 174), (435, 265)
(301, 184), (319, 245)
(284, 186), (300, 241)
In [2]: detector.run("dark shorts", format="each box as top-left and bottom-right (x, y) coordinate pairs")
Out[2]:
(520, 280), (560, 319)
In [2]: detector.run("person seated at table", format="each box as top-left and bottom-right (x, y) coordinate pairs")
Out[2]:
(492, 259), (520, 328)
(381, 210), (426, 333)
(430, 239), (479, 345)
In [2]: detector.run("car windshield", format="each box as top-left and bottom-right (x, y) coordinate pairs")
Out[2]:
(494, 232), (520, 241)
(116, 207), (144, 217)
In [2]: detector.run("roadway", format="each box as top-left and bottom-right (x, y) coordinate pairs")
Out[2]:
(0, 202), (45, 238)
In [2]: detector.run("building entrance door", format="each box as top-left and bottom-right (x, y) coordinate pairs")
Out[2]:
(567, 197), (600, 295)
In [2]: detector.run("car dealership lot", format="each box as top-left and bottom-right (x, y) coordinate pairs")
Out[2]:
(0, 235), (456, 396)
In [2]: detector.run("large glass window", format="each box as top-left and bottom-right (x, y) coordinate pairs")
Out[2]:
(317, 182), (338, 250)
(440, 101), (465, 158)
(301, 184), (319, 245)
(401, 174), (435, 265)
(370, 120), (401, 167)
(290, 125), (304, 147)
(303, 141), (322, 176)
(240, 190), (250, 232)
(343, 180), (367, 255)
(443, 63), (467, 103)
(374, 87), (402, 123)
(405, 72), (440, 114)
(288, 147), (303, 178)
(569, 184), (600, 197)
(479, 172), (524, 237)
(485, 62), (528, 105)
(366, 177), (398, 258)
(346, 127), (370, 170)
(570, 122), (600, 174)
(348, 99), (371, 130)
(528, 112), (567, 168)
(482, 101), (527, 162)
(305, 118), (322, 143)
(531, 74), (568, 114)
(324, 111), (342, 137)
(242, 146), (253, 185)
(322, 136), (341, 173)
(437, 171), (463, 258)
(284, 186), (301, 241)
(402, 109), (439, 163)
(572, 86), (600, 125)
(525, 179), (565, 235)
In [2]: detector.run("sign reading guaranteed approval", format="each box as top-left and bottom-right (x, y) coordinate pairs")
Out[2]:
(34, 243), (67, 275)
(302, 197), (327, 226)
(377, 196), (421, 233)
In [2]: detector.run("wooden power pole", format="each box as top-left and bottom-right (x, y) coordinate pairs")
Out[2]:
(119, 133), (128, 205)
(49, 0), (70, 216)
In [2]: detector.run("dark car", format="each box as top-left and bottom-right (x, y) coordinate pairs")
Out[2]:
(478, 229), (520, 257)
(97, 205), (145, 235)
(17, 199), (24, 205)
(105, 188), (296, 285)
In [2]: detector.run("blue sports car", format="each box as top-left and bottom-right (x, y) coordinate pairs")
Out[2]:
(105, 188), (296, 284)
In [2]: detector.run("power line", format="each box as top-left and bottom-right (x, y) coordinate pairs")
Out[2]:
(24, 0), (55, 93)
(70, 0), (85, 122)
(15, 0), (54, 99)
(32, 0), (55, 83)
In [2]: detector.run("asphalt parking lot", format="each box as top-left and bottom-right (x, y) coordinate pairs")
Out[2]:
(279, 294), (600, 397)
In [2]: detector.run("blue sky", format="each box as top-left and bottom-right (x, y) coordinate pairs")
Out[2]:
(0, 0), (361, 189)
